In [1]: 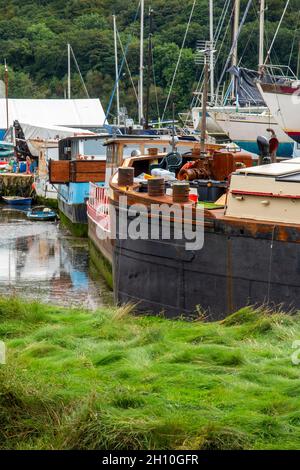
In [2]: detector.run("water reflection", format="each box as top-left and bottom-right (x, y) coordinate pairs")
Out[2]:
(0, 205), (112, 309)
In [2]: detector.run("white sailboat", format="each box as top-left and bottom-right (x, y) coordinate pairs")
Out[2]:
(255, 0), (300, 146)
(192, 0), (294, 157)
(257, 77), (300, 144)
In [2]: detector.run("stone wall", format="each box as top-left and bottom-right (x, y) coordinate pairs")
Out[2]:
(0, 173), (34, 197)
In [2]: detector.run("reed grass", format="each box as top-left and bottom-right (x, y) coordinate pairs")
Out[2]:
(1, 297), (300, 450)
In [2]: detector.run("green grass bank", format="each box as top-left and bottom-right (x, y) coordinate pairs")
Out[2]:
(1, 297), (300, 450)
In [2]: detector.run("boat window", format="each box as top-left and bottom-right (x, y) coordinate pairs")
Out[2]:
(83, 139), (106, 158)
(59, 139), (71, 160)
(123, 144), (142, 157)
(106, 144), (115, 165)
(71, 140), (80, 158)
(144, 144), (167, 154)
(178, 145), (194, 154)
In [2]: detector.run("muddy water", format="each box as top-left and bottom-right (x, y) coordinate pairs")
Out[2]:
(0, 205), (113, 309)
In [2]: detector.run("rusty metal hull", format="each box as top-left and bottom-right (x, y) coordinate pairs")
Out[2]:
(113, 207), (300, 320)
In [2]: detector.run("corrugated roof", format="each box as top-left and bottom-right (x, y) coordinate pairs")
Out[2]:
(0, 98), (105, 128)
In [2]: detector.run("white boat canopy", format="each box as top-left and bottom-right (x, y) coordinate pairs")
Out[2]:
(17, 122), (96, 156)
(0, 98), (106, 129)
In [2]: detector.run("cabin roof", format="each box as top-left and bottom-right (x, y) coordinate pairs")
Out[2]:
(59, 133), (110, 144)
(282, 157), (300, 164)
(236, 162), (300, 177)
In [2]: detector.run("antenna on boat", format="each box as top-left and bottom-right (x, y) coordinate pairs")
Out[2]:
(67, 43), (71, 99)
(209, 0), (214, 102)
(138, 0), (145, 126)
(195, 42), (214, 156)
(113, 15), (120, 126)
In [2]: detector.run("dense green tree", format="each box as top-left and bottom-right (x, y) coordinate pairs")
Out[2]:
(0, 0), (297, 120)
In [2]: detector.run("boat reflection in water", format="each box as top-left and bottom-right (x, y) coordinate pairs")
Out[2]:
(0, 206), (112, 308)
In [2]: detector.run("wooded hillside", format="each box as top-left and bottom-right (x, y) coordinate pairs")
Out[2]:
(0, 0), (298, 121)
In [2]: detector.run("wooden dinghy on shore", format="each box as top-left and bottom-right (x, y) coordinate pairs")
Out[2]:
(109, 151), (300, 320)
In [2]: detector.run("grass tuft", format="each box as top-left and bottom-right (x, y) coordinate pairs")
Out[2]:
(1, 297), (300, 450)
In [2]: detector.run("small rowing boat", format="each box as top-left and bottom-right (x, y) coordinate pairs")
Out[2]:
(26, 206), (57, 221)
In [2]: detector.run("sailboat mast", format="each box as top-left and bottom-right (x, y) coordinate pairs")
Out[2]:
(67, 43), (71, 99)
(259, 0), (265, 70)
(145, 8), (153, 129)
(297, 40), (300, 78)
(139, 0), (145, 125)
(200, 57), (209, 155)
(232, 0), (240, 67)
(4, 59), (9, 130)
(113, 15), (120, 126)
(231, 0), (240, 99)
(209, 0), (214, 101)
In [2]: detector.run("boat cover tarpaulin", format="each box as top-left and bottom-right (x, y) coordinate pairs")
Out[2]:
(0, 98), (106, 129)
(19, 123), (95, 156)
(228, 66), (266, 106)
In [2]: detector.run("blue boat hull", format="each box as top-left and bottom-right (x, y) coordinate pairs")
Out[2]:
(27, 211), (57, 221)
(2, 197), (32, 206)
(234, 140), (294, 158)
(58, 182), (105, 225)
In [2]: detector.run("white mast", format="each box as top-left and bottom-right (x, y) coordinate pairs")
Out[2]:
(139, 0), (145, 125)
(67, 43), (71, 99)
(113, 15), (120, 126)
(259, 0), (265, 70)
(4, 59), (9, 131)
(297, 40), (300, 78)
(209, 0), (214, 101)
(232, 0), (240, 68)
(231, 0), (240, 99)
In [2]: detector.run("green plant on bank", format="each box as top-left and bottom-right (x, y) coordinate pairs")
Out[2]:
(1, 297), (300, 450)
(89, 239), (113, 290)
(35, 196), (58, 210)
